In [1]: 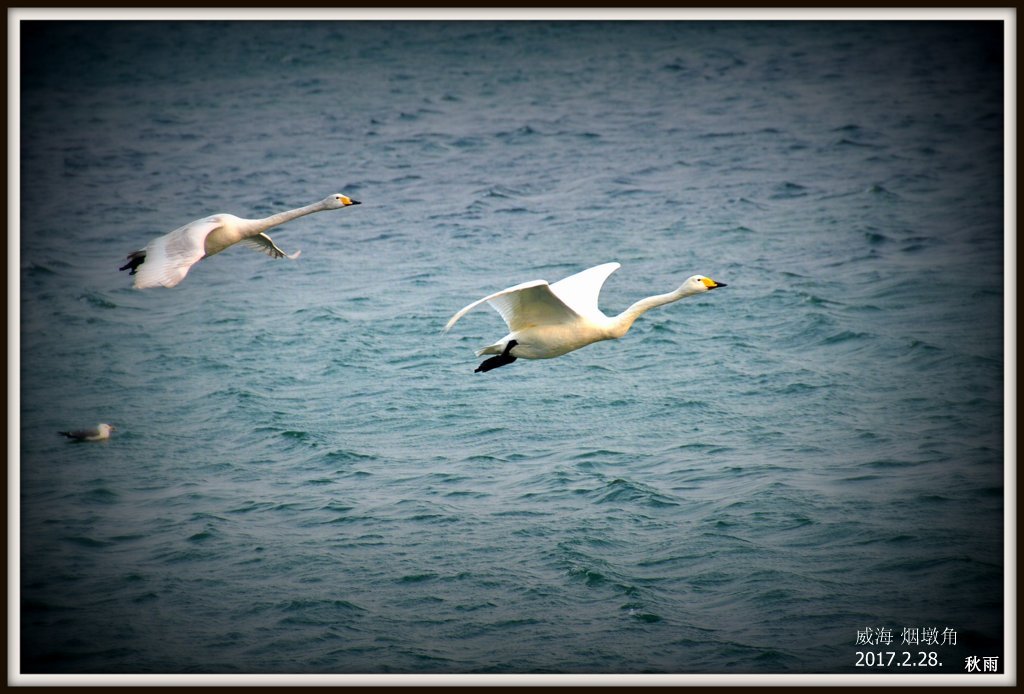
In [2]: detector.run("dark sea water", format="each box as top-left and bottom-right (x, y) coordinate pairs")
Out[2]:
(16, 18), (1008, 681)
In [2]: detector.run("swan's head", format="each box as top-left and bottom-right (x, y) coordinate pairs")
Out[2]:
(323, 193), (361, 209)
(681, 275), (726, 295)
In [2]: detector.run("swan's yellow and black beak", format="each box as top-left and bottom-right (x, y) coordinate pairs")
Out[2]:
(343, 197), (361, 206)
(702, 277), (726, 290)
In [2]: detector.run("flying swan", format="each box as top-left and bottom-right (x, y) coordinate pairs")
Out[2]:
(59, 423), (116, 441)
(119, 194), (361, 288)
(443, 262), (726, 372)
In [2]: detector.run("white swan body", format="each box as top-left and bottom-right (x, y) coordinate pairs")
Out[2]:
(444, 262), (726, 372)
(120, 194), (360, 288)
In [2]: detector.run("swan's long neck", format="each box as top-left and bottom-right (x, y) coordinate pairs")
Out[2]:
(252, 200), (329, 234)
(609, 286), (698, 338)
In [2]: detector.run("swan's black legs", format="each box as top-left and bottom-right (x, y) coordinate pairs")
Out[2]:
(475, 340), (518, 373)
(119, 250), (146, 275)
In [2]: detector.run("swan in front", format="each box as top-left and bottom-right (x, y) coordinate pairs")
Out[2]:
(119, 194), (361, 288)
(443, 262), (726, 373)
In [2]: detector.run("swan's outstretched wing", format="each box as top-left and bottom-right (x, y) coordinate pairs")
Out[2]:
(444, 279), (581, 333)
(132, 217), (221, 289)
(239, 233), (301, 260)
(548, 262), (620, 320)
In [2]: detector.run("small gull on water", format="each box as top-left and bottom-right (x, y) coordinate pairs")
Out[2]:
(58, 423), (115, 441)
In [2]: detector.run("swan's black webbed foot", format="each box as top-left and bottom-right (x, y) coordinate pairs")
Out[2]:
(119, 250), (146, 275)
(475, 340), (518, 373)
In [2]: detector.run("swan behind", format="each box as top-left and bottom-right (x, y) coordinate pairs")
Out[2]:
(120, 194), (361, 288)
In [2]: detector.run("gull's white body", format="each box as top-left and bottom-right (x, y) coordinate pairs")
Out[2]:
(122, 194), (360, 288)
(444, 262), (725, 368)
(59, 423), (115, 441)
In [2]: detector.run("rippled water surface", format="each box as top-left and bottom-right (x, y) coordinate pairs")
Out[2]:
(18, 19), (1006, 677)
